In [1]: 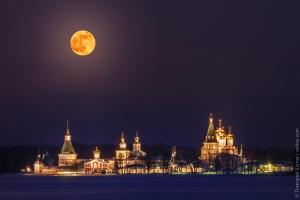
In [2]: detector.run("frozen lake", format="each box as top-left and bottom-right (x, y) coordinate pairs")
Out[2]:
(0, 174), (293, 200)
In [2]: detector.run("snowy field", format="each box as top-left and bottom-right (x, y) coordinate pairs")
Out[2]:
(0, 174), (293, 200)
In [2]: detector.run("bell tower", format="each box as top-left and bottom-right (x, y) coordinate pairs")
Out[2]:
(133, 132), (141, 151)
(58, 120), (77, 166)
(115, 132), (130, 160)
(200, 113), (218, 164)
(93, 146), (100, 159)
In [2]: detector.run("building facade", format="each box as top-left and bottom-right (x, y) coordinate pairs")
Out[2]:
(115, 132), (147, 174)
(84, 147), (114, 174)
(31, 116), (250, 175)
(126, 132), (147, 174)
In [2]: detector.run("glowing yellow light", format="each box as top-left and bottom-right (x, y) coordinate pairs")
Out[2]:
(26, 167), (31, 172)
(268, 164), (272, 168)
(70, 30), (96, 56)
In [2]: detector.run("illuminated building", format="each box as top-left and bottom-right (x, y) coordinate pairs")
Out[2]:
(33, 153), (44, 174)
(126, 132), (147, 174)
(115, 132), (147, 174)
(115, 132), (131, 160)
(30, 117), (253, 175)
(84, 146), (114, 174)
(58, 121), (77, 167)
(131, 132), (146, 157)
(200, 113), (243, 168)
(33, 152), (57, 175)
(115, 132), (130, 173)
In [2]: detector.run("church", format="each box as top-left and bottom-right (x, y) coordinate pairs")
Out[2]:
(115, 132), (147, 174)
(34, 121), (84, 175)
(199, 113), (243, 169)
(58, 121), (77, 167)
(84, 147), (114, 174)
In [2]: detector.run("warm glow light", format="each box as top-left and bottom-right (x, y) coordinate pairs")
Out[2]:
(26, 166), (31, 172)
(70, 30), (96, 56)
(268, 164), (272, 168)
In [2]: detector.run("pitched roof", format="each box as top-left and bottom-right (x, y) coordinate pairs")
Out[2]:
(60, 140), (76, 154)
(205, 113), (217, 143)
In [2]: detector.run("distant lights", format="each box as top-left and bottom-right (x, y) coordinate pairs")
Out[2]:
(26, 166), (32, 173)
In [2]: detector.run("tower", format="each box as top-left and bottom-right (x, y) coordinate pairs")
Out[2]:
(58, 120), (77, 166)
(215, 118), (226, 147)
(115, 132), (130, 160)
(33, 152), (44, 174)
(171, 146), (176, 160)
(133, 132), (141, 152)
(169, 146), (177, 164)
(226, 126), (234, 146)
(93, 146), (100, 159)
(205, 113), (217, 143)
(200, 113), (218, 165)
(119, 132), (127, 149)
(131, 131), (146, 158)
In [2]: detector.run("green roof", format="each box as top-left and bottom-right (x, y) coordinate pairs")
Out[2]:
(60, 120), (76, 154)
(60, 140), (76, 154)
(205, 114), (217, 143)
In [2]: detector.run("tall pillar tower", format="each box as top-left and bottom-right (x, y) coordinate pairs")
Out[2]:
(93, 146), (100, 159)
(58, 120), (77, 166)
(115, 132), (130, 160)
(133, 132), (141, 152)
(200, 113), (218, 165)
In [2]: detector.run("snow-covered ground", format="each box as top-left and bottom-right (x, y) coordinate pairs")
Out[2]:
(0, 174), (293, 200)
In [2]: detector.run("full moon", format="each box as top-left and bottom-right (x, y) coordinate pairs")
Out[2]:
(70, 30), (96, 56)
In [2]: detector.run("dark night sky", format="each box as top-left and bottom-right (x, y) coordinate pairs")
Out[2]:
(0, 0), (299, 147)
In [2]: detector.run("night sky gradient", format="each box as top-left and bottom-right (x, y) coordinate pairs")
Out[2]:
(0, 0), (299, 147)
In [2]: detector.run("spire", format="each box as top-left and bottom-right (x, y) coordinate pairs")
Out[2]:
(121, 132), (125, 142)
(172, 146), (176, 157)
(218, 119), (222, 129)
(60, 120), (76, 154)
(209, 113), (213, 122)
(205, 113), (217, 143)
(93, 146), (100, 159)
(228, 126), (233, 136)
(66, 120), (70, 135)
(133, 131), (141, 151)
(64, 120), (71, 141)
(135, 131), (140, 143)
(119, 132), (127, 149)
(170, 146), (177, 164)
